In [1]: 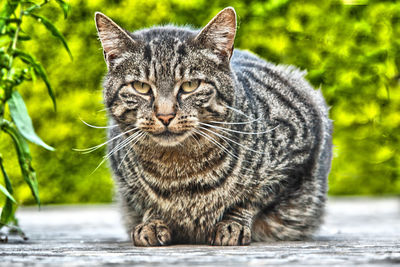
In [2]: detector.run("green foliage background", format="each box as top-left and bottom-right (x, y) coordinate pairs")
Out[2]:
(0, 0), (399, 205)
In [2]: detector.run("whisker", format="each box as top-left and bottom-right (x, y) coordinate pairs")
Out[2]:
(223, 104), (254, 120)
(73, 127), (138, 153)
(200, 122), (277, 135)
(209, 116), (263, 125)
(117, 133), (147, 170)
(199, 122), (234, 137)
(90, 131), (145, 175)
(107, 132), (143, 162)
(194, 129), (255, 170)
(104, 131), (142, 159)
(80, 119), (118, 129)
(193, 129), (241, 161)
(97, 107), (110, 112)
(199, 126), (267, 155)
(117, 145), (134, 171)
(188, 131), (201, 147)
(89, 155), (109, 176)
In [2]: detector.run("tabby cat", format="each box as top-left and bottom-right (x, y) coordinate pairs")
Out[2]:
(94, 7), (332, 246)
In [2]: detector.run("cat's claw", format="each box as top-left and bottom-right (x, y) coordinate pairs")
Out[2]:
(131, 220), (171, 246)
(210, 220), (251, 246)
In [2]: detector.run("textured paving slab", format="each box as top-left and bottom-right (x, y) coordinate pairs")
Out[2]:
(1, 198), (400, 266)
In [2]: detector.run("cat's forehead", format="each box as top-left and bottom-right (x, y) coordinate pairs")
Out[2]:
(114, 27), (198, 87)
(134, 26), (196, 44)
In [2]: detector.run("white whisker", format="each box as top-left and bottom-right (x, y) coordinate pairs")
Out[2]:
(117, 132), (147, 170)
(117, 145), (134, 171)
(209, 116), (263, 125)
(80, 119), (118, 129)
(194, 129), (255, 170)
(200, 122), (277, 135)
(188, 131), (201, 147)
(223, 104), (254, 119)
(73, 127), (138, 153)
(89, 154), (109, 176)
(193, 129), (240, 161)
(90, 131), (145, 175)
(199, 126), (267, 155)
(104, 131), (142, 159)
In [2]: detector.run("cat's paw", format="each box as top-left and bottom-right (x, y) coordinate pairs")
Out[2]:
(131, 220), (171, 246)
(210, 220), (251, 246)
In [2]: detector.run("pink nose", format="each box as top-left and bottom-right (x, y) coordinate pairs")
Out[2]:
(156, 113), (175, 126)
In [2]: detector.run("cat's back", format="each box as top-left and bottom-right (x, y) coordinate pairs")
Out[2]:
(231, 49), (331, 134)
(231, 49), (332, 179)
(231, 49), (329, 117)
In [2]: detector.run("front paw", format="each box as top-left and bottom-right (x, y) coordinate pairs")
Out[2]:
(131, 220), (171, 247)
(210, 220), (251, 246)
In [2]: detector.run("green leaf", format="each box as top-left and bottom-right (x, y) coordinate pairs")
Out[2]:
(0, 197), (15, 229)
(12, 49), (56, 110)
(29, 66), (36, 82)
(55, 0), (71, 19)
(16, 32), (31, 41)
(0, 184), (17, 204)
(29, 14), (73, 60)
(23, 4), (41, 16)
(0, 1), (18, 33)
(1, 120), (40, 206)
(32, 61), (57, 110)
(0, 18), (21, 24)
(8, 91), (55, 151)
(0, 155), (17, 227)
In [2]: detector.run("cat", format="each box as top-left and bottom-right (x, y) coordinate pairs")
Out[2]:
(95, 7), (333, 246)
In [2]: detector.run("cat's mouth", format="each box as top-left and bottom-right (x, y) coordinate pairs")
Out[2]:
(152, 130), (186, 138)
(149, 129), (190, 146)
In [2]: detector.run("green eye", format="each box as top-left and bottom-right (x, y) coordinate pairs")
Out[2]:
(132, 81), (151, 94)
(181, 80), (200, 93)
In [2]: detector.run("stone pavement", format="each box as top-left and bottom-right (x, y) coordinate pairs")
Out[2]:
(1, 198), (399, 266)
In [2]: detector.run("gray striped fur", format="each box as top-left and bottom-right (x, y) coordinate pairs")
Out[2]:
(95, 7), (333, 246)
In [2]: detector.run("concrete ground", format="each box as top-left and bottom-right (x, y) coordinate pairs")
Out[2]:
(1, 198), (399, 266)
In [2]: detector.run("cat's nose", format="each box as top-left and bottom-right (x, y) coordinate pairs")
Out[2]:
(156, 113), (176, 126)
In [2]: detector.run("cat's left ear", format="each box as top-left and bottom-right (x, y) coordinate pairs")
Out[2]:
(95, 12), (136, 67)
(195, 7), (237, 60)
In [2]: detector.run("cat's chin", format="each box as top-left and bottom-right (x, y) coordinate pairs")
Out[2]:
(148, 131), (190, 147)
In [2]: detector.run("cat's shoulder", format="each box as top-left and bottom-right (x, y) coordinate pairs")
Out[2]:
(231, 49), (329, 112)
(231, 49), (307, 82)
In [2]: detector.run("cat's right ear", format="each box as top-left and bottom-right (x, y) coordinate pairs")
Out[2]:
(95, 12), (135, 68)
(195, 7), (237, 60)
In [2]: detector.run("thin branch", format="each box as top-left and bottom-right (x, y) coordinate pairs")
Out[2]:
(7, 5), (23, 78)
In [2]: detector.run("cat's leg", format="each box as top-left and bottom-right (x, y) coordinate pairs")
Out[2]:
(131, 208), (172, 247)
(132, 220), (171, 246)
(116, 181), (172, 246)
(209, 205), (257, 246)
(252, 190), (325, 241)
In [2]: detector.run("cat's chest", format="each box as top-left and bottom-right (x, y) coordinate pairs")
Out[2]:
(143, 175), (237, 225)
(155, 190), (228, 230)
(131, 146), (245, 225)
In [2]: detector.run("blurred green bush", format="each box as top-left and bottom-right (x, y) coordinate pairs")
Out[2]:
(0, 0), (399, 205)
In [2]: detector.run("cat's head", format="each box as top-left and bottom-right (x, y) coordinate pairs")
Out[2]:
(95, 7), (236, 146)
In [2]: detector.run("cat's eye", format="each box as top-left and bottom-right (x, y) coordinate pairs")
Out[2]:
(181, 80), (200, 93)
(132, 81), (151, 95)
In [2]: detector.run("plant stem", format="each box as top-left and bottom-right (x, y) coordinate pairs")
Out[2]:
(2, 5), (23, 118)
(7, 8), (23, 77)
(0, 222), (27, 240)
(11, 22), (20, 51)
(0, 99), (4, 119)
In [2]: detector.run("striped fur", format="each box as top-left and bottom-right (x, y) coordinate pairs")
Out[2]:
(95, 7), (333, 246)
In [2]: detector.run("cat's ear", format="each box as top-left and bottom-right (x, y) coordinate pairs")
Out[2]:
(195, 7), (237, 60)
(95, 12), (135, 67)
